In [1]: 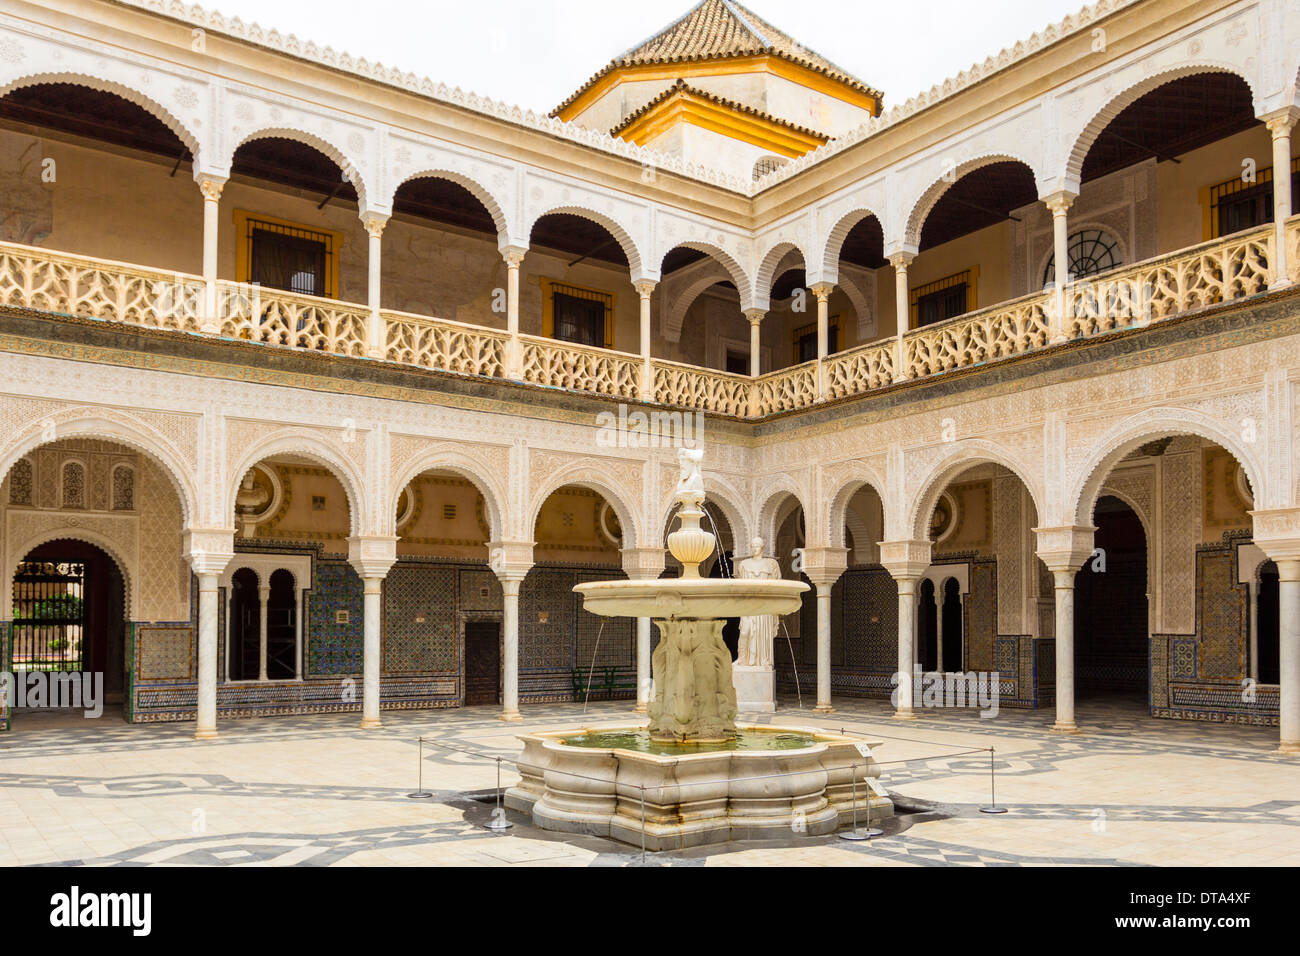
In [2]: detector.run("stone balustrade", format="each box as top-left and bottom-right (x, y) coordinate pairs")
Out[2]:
(384, 308), (509, 379)
(1, 217), (1294, 417)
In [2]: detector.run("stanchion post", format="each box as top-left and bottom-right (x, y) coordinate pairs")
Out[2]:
(484, 755), (513, 830)
(979, 746), (1007, 814)
(407, 736), (432, 799)
(640, 784), (647, 866)
(839, 760), (882, 840)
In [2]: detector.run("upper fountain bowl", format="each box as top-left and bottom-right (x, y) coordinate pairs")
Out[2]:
(573, 577), (808, 620)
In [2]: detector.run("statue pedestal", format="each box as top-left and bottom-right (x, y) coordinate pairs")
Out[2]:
(733, 664), (775, 713)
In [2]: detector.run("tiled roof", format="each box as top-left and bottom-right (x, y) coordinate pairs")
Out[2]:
(553, 0), (882, 117)
(609, 79), (830, 145)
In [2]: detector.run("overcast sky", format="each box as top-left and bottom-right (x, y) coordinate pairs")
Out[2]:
(197, 0), (1088, 114)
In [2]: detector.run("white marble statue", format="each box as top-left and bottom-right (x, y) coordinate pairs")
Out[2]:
(676, 446), (705, 498)
(736, 537), (781, 667)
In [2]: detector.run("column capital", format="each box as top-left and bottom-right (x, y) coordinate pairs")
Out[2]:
(1041, 189), (1078, 215)
(1260, 105), (1300, 137)
(184, 528), (235, 575)
(809, 281), (835, 301)
(500, 244), (528, 268)
(886, 248), (916, 269)
(361, 212), (389, 238)
(1250, 508), (1300, 566)
(632, 279), (657, 299)
(744, 308), (765, 327)
(1033, 525), (1096, 573)
(197, 176), (226, 202)
(801, 546), (847, 586)
(488, 540), (534, 581)
(621, 546), (666, 581)
(878, 539), (931, 580)
(347, 534), (398, 579)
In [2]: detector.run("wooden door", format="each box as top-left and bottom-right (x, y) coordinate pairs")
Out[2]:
(464, 621), (501, 706)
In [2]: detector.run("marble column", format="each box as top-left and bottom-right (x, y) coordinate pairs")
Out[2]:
(1265, 109), (1296, 289)
(360, 576), (384, 729)
(363, 213), (388, 358)
(195, 572), (221, 738)
(199, 177), (225, 333)
(634, 280), (656, 400)
(888, 252), (913, 383)
(1044, 191), (1075, 343)
(1278, 559), (1300, 753)
(1247, 582), (1259, 681)
(811, 282), (834, 401)
(500, 576), (523, 721)
(257, 583), (270, 682)
(502, 247), (527, 378)
(1051, 568), (1080, 733)
(745, 309), (764, 377)
(935, 586), (945, 673)
(815, 581), (833, 712)
(895, 576), (919, 718)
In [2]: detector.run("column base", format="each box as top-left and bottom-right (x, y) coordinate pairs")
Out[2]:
(360, 717), (383, 730)
(1269, 277), (1293, 291)
(635, 703), (648, 714)
(499, 709), (522, 722)
(813, 703), (834, 713)
(1050, 720), (1081, 734)
(193, 727), (218, 740)
(892, 708), (917, 720)
(1277, 740), (1300, 755)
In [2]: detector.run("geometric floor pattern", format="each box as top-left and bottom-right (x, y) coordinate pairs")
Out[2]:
(2, 696), (1297, 867)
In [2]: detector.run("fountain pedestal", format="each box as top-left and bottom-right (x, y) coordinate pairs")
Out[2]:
(647, 619), (737, 741)
(732, 664), (776, 713)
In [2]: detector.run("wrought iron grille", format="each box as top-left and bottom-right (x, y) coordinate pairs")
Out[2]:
(11, 560), (87, 671)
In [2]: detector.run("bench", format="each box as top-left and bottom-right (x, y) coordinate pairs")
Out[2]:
(571, 666), (637, 701)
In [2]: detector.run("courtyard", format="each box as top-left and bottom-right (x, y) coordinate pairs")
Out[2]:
(1, 699), (1294, 867)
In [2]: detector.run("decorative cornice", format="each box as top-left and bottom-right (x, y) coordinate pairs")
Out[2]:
(751, 0), (1140, 192)
(118, 0), (1138, 198)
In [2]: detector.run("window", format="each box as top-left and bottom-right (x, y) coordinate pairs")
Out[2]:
(111, 465), (134, 511)
(910, 269), (976, 329)
(542, 280), (613, 348)
(61, 462), (85, 509)
(753, 155), (789, 181)
(1043, 229), (1123, 286)
(725, 350), (749, 375)
(235, 210), (342, 299)
(1202, 158), (1300, 239)
(793, 320), (838, 364)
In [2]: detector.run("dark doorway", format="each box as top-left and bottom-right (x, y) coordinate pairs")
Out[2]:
(1074, 496), (1149, 700)
(917, 579), (938, 671)
(266, 569), (297, 680)
(464, 621), (501, 705)
(941, 578), (964, 671)
(12, 539), (126, 707)
(229, 568), (260, 681)
(1258, 562), (1279, 684)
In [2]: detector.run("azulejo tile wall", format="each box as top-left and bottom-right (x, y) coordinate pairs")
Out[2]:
(520, 565), (632, 703)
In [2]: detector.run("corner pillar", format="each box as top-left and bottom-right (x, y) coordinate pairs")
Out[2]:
(1035, 525), (1095, 734)
(880, 539), (931, 719)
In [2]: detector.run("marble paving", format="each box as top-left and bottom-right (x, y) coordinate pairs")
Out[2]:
(0, 697), (1296, 867)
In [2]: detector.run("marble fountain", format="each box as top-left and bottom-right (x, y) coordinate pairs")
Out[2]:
(505, 448), (892, 850)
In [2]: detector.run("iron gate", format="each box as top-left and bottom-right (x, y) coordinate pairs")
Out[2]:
(12, 560), (87, 671)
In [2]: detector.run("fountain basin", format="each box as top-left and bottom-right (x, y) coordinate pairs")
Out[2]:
(572, 578), (807, 620)
(505, 723), (892, 850)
